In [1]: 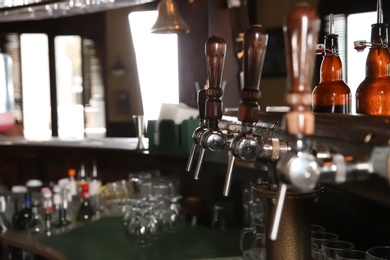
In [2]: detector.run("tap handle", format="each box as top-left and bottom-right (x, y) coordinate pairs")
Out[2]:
(186, 143), (197, 172)
(186, 88), (208, 172)
(238, 25), (268, 124)
(284, 3), (320, 136)
(205, 35), (227, 129)
(269, 182), (287, 241)
(223, 151), (236, 196)
(193, 148), (206, 180)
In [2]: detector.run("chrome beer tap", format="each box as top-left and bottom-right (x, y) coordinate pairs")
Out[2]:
(192, 35), (228, 180)
(186, 88), (207, 172)
(224, 25), (285, 196)
(270, 3), (321, 243)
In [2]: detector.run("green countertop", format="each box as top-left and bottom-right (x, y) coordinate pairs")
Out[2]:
(40, 217), (242, 260)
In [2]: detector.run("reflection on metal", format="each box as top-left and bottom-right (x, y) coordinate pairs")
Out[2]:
(151, 0), (189, 34)
(0, 0), (157, 22)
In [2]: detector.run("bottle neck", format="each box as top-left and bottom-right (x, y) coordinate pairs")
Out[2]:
(323, 34), (339, 55)
(81, 191), (89, 201)
(371, 23), (389, 46)
(24, 193), (32, 209)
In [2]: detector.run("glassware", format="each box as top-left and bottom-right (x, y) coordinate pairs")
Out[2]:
(242, 247), (265, 260)
(355, 14), (390, 115)
(311, 224), (325, 232)
(127, 204), (153, 247)
(322, 240), (355, 260)
(76, 183), (94, 222)
(211, 201), (233, 230)
(311, 231), (339, 254)
(312, 13), (351, 114)
(335, 249), (366, 260)
(366, 246), (390, 260)
(101, 180), (128, 217)
(240, 219), (266, 254)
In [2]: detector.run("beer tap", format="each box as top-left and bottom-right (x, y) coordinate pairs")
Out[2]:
(192, 35), (228, 180)
(186, 88), (207, 172)
(223, 25), (275, 196)
(270, 2), (321, 243)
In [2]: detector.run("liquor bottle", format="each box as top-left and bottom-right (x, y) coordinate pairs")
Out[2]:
(76, 183), (94, 223)
(89, 160), (101, 197)
(68, 168), (77, 197)
(0, 196), (10, 232)
(12, 192), (33, 231)
(356, 1), (390, 115)
(52, 184), (61, 222)
(312, 13), (351, 113)
(41, 187), (53, 236)
(53, 187), (71, 231)
(77, 162), (87, 195)
(28, 202), (45, 235)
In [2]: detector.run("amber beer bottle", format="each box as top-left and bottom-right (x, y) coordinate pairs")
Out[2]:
(312, 24), (351, 113)
(356, 22), (390, 115)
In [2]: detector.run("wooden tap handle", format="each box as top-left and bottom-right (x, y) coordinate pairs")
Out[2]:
(197, 89), (207, 120)
(205, 35), (227, 128)
(238, 25), (268, 123)
(284, 3), (320, 136)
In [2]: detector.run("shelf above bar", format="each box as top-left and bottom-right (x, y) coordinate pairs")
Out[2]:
(0, 0), (155, 22)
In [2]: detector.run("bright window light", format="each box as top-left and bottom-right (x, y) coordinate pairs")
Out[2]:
(55, 36), (84, 139)
(21, 34), (51, 140)
(347, 11), (376, 114)
(128, 10), (179, 123)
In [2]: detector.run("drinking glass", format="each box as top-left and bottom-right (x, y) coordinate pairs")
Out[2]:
(311, 224), (326, 232)
(211, 201), (233, 230)
(366, 246), (390, 260)
(322, 240), (355, 260)
(127, 204), (153, 247)
(240, 220), (266, 253)
(311, 231), (339, 253)
(335, 249), (366, 260)
(243, 247), (265, 260)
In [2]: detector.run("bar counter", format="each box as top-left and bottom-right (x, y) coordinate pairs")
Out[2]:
(1, 217), (242, 260)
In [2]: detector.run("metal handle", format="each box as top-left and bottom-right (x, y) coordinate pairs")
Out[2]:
(223, 152), (236, 196)
(269, 182), (287, 241)
(193, 148), (206, 180)
(186, 89), (208, 172)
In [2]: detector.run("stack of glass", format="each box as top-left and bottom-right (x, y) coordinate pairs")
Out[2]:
(100, 171), (184, 247)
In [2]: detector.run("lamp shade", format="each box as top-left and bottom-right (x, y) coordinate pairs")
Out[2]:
(151, 0), (190, 34)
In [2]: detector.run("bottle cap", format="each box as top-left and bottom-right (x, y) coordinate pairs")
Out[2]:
(58, 178), (69, 188)
(53, 184), (61, 193)
(41, 187), (52, 198)
(68, 168), (76, 177)
(26, 179), (43, 188)
(11, 185), (28, 193)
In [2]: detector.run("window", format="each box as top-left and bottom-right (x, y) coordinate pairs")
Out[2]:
(128, 10), (179, 124)
(323, 11), (376, 114)
(346, 11), (376, 114)
(15, 33), (105, 140)
(20, 33), (51, 140)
